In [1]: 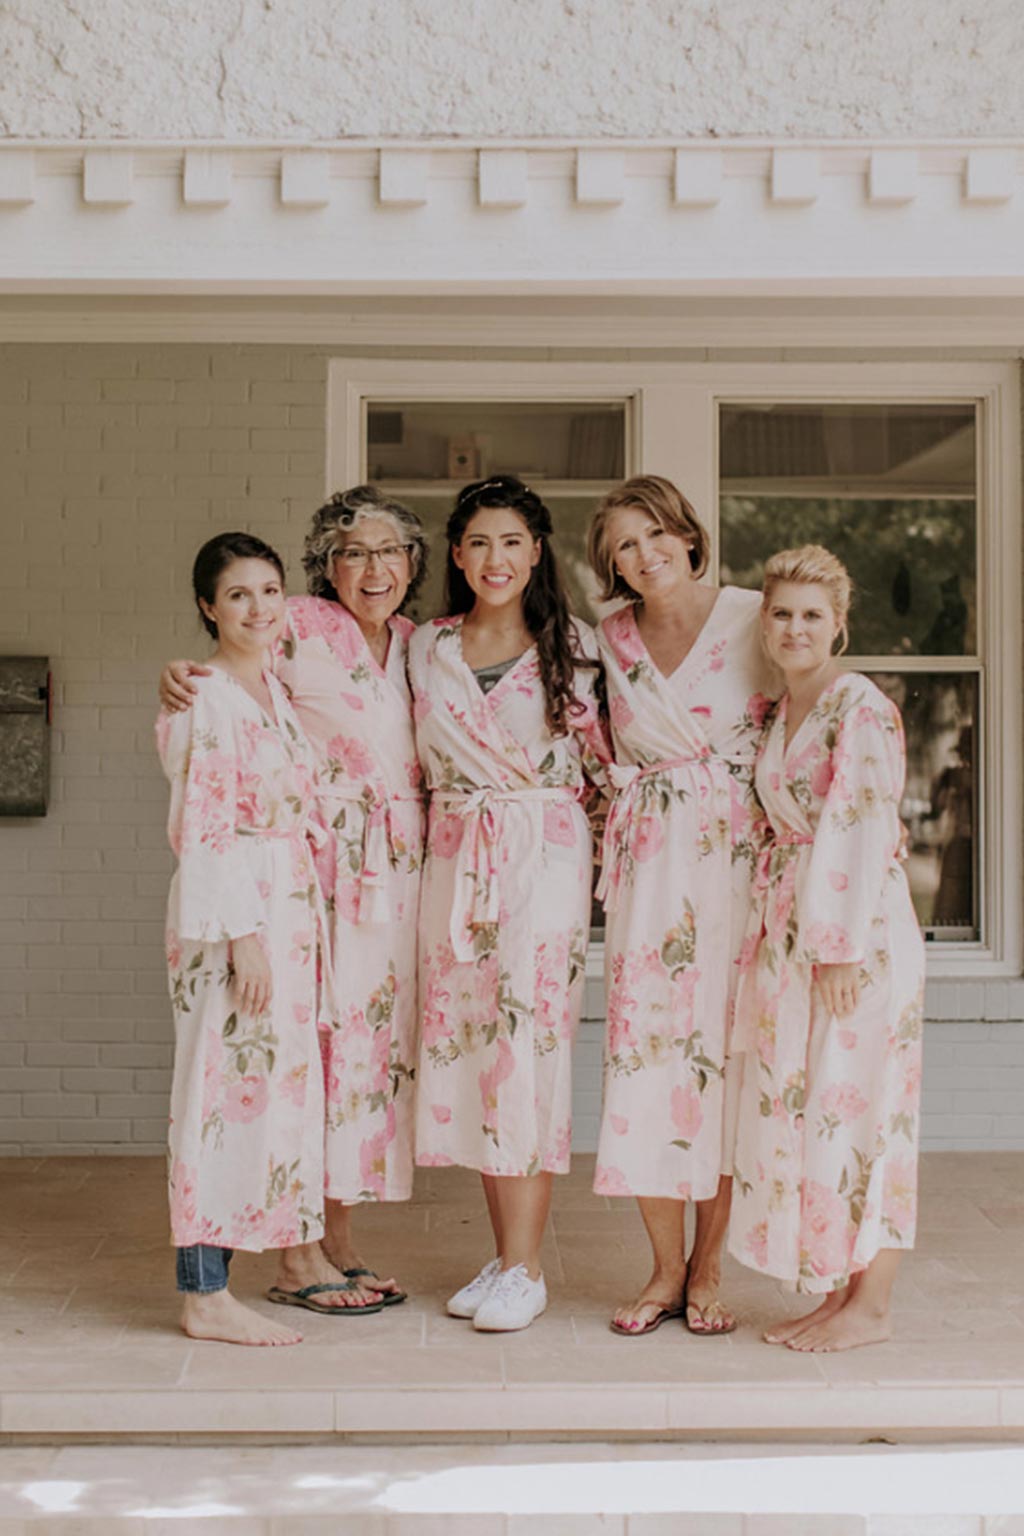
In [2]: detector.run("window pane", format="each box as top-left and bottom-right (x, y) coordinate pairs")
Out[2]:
(720, 403), (977, 656)
(367, 400), (625, 484)
(868, 671), (978, 940)
(368, 401), (625, 626)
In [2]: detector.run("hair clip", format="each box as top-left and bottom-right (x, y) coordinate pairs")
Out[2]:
(457, 476), (533, 503)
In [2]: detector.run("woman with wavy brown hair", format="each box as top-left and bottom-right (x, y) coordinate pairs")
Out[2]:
(409, 476), (611, 1333)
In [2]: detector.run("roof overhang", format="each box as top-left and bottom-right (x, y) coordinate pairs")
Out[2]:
(3, 139), (1024, 346)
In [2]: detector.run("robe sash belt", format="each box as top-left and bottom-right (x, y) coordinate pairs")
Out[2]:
(433, 786), (578, 963)
(319, 786), (423, 925)
(597, 751), (719, 914)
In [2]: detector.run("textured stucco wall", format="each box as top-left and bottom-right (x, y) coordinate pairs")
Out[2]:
(2, 0), (1023, 142)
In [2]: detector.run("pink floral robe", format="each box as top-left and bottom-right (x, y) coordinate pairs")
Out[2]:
(157, 668), (326, 1252)
(409, 616), (610, 1176)
(594, 588), (776, 1201)
(277, 597), (422, 1204)
(728, 673), (925, 1293)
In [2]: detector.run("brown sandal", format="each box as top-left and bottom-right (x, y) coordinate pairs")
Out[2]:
(683, 1289), (738, 1336)
(609, 1301), (686, 1337)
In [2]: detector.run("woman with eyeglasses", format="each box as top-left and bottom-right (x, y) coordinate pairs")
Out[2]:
(410, 476), (611, 1333)
(159, 486), (427, 1315)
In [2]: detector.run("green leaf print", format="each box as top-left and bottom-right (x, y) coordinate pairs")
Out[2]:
(661, 903), (697, 973)
(472, 924), (499, 959)
(428, 746), (478, 793)
(889, 1109), (914, 1141)
(780, 1071), (806, 1116)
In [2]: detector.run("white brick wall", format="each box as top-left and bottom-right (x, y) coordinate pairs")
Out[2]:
(1, 342), (1022, 1155)
(0, 343), (326, 1154)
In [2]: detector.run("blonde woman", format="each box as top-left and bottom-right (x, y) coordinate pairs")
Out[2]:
(729, 545), (924, 1352)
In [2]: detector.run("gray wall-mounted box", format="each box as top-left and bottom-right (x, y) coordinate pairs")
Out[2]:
(0, 657), (51, 817)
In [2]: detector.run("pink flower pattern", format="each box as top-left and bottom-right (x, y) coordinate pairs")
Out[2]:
(410, 614), (610, 1177)
(274, 597), (422, 1205)
(729, 674), (925, 1293)
(157, 667), (327, 1252)
(596, 589), (778, 1201)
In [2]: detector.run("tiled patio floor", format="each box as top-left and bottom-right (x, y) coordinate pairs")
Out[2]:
(1, 1153), (1023, 1440)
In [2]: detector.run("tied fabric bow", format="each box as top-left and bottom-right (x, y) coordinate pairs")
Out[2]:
(595, 752), (715, 914)
(321, 785), (422, 927)
(437, 786), (577, 962)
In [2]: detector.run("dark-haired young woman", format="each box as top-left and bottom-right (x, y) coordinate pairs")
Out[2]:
(156, 533), (331, 1346)
(409, 477), (611, 1333)
(159, 488), (429, 1314)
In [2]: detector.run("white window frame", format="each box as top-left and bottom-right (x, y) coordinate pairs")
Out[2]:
(328, 358), (1022, 979)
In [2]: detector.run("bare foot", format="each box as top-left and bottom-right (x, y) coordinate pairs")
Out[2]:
(685, 1265), (736, 1335)
(275, 1243), (381, 1310)
(786, 1298), (892, 1353)
(182, 1290), (302, 1347)
(764, 1288), (846, 1345)
(611, 1264), (687, 1335)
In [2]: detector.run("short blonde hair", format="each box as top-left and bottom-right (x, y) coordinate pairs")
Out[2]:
(762, 544), (852, 655)
(587, 475), (710, 604)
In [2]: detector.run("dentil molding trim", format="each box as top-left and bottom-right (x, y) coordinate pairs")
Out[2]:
(2, 138), (1024, 297)
(1, 139), (1021, 210)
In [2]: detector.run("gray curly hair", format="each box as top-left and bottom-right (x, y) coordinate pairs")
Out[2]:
(302, 485), (428, 607)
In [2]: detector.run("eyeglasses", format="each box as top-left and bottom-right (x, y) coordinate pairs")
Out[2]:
(333, 543), (412, 568)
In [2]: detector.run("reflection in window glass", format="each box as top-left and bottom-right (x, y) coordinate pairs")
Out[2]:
(720, 403), (977, 657)
(721, 497), (975, 657)
(367, 401), (625, 484)
(869, 672), (978, 939)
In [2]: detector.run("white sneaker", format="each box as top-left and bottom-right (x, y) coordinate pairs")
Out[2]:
(446, 1258), (502, 1319)
(472, 1265), (547, 1333)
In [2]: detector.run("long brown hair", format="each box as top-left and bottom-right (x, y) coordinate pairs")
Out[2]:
(444, 476), (595, 737)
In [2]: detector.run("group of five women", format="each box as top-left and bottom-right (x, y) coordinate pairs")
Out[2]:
(157, 472), (924, 1354)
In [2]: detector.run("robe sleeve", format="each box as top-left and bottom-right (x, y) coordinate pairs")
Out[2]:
(156, 685), (267, 944)
(570, 622), (615, 795)
(795, 687), (906, 967)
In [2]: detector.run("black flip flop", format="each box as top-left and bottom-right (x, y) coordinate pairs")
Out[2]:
(266, 1281), (385, 1315)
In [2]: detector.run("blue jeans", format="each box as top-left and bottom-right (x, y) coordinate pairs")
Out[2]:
(176, 1244), (233, 1294)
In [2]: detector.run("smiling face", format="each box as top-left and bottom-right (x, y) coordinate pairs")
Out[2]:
(329, 514), (412, 632)
(606, 505), (696, 600)
(199, 557), (286, 657)
(451, 505), (541, 610)
(761, 579), (842, 680)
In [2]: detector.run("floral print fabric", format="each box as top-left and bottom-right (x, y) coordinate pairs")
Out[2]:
(729, 673), (925, 1293)
(156, 669), (327, 1252)
(277, 597), (422, 1203)
(409, 616), (611, 1176)
(594, 588), (777, 1200)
